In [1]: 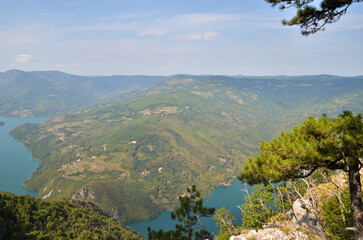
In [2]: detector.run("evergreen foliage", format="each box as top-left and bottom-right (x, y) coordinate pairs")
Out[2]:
(147, 185), (215, 240)
(321, 188), (355, 240)
(0, 192), (144, 240)
(265, 0), (363, 35)
(239, 111), (363, 236)
(238, 183), (299, 230)
(240, 185), (277, 229)
(213, 207), (238, 240)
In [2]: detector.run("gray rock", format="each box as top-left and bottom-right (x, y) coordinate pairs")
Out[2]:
(230, 228), (290, 240)
(291, 199), (326, 239)
(113, 208), (121, 221)
(298, 213), (326, 239)
(293, 199), (311, 220)
(72, 185), (95, 200)
(230, 235), (248, 240)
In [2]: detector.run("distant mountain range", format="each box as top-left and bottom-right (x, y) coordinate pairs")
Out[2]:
(9, 72), (363, 223)
(0, 70), (167, 117)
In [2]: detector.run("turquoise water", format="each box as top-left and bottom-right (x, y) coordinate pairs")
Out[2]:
(0, 116), (44, 197)
(126, 180), (252, 237)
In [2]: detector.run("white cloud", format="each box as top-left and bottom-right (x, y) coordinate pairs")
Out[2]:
(190, 34), (203, 40)
(56, 64), (64, 68)
(13, 54), (32, 63)
(73, 63), (82, 67)
(138, 29), (166, 37)
(203, 30), (218, 40)
(178, 30), (218, 41)
(180, 34), (202, 41)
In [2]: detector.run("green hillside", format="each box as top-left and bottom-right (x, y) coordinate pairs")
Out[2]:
(10, 75), (363, 223)
(0, 70), (166, 117)
(0, 192), (144, 240)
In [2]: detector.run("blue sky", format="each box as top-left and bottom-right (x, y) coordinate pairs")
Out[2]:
(1, 0), (363, 76)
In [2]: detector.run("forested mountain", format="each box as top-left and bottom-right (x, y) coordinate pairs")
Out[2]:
(0, 70), (166, 117)
(0, 192), (144, 240)
(10, 75), (363, 223)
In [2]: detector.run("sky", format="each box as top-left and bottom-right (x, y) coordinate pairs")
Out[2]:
(1, 0), (363, 76)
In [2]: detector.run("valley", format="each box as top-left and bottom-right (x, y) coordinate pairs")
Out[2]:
(2, 0), (363, 238)
(8, 73), (363, 224)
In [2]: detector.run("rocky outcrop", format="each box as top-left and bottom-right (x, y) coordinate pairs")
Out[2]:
(292, 199), (311, 220)
(298, 213), (326, 238)
(72, 185), (95, 200)
(229, 198), (327, 240)
(42, 189), (53, 199)
(292, 199), (326, 239)
(112, 208), (121, 221)
(230, 228), (309, 240)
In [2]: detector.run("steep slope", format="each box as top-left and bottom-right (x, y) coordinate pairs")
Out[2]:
(0, 192), (144, 239)
(0, 70), (166, 117)
(10, 75), (363, 223)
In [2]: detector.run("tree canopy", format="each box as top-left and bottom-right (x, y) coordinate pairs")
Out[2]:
(239, 111), (363, 237)
(0, 192), (143, 240)
(266, 0), (363, 35)
(148, 185), (215, 240)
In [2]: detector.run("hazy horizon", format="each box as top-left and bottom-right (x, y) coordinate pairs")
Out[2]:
(1, 0), (363, 76)
(2, 68), (363, 78)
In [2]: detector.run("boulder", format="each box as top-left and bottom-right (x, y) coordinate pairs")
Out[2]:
(291, 199), (327, 239)
(298, 213), (326, 239)
(293, 199), (311, 220)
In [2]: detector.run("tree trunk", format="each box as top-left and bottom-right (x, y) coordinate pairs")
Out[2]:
(195, 214), (214, 240)
(348, 161), (363, 239)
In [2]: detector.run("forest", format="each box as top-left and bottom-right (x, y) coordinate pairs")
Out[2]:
(0, 192), (144, 240)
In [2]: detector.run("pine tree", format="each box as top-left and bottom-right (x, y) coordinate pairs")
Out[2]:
(148, 185), (215, 240)
(265, 0), (363, 35)
(239, 184), (277, 229)
(213, 207), (238, 239)
(239, 111), (363, 238)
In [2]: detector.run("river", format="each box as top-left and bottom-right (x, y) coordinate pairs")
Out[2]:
(0, 116), (44, 196)
(0, 116), (250, 237)
(126, 179), (252, 237)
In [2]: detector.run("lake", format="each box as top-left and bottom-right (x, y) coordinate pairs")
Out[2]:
(126, 179), (252, 237)
(0, 116), (44, 196)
